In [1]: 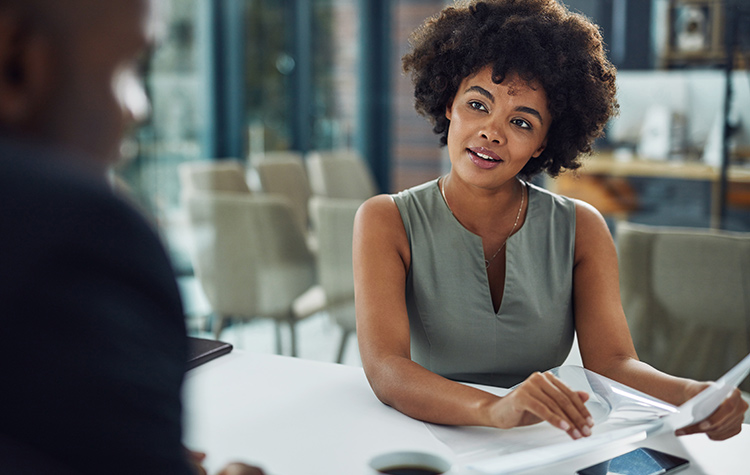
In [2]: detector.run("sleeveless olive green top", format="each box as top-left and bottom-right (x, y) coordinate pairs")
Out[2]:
(392, 179), (576, 388)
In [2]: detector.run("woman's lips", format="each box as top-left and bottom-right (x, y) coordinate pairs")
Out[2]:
(467, 147), (503, 169)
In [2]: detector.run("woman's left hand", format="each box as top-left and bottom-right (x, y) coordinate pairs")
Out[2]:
(675, 383), (748, 440)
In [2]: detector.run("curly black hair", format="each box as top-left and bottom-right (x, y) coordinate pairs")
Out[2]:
(402, 0), (618, 178)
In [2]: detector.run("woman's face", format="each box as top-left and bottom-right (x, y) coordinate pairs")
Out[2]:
(445, 65), (551, 189)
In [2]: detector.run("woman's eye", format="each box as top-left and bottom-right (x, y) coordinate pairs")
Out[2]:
(468, 101), (487, 112)
(511, 118), (531, 129)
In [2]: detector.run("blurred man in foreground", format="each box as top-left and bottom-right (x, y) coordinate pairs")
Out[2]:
(0, 0), (262, 473)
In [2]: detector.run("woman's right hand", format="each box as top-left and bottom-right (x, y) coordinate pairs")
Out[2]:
(488, 371), (594, 439)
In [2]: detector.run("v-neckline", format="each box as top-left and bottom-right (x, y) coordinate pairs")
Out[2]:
(435, 179), (533, 316)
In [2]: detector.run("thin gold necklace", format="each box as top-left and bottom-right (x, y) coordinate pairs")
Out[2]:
(440, 176), (525, 269)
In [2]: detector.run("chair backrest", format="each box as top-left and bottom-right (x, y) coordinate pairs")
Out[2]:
(184, 192), (316, 319)
(178, 160), (251, 197)
(308, 197), (361, 303)
(249, 150), (306, 166)
(616, 221), (750, 390)
(254, 153), (312, 234)
(306, 149), (377, 200)
(308, 196), (361, 332)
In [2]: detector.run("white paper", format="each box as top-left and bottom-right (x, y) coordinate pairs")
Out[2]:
(464, 424), (653, 475)
(428, 366), (673, 473)
(430, 354), (750, 475)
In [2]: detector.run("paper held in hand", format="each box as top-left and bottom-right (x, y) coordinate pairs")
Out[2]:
(660, 352), (750, 431)
(427, 352), (750, 475)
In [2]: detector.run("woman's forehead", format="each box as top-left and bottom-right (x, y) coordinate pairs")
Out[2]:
(461, 66), (547, 98)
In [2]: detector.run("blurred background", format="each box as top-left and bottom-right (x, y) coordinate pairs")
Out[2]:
(116, 1), (750, 379)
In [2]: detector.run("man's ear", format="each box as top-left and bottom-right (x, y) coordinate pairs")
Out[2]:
(0, 12), (53, 126)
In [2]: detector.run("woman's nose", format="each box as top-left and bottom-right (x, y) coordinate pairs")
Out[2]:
(480, 120), (506, 144)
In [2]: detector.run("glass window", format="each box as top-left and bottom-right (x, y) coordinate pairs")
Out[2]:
(310, 0), (359, 151)
(245, 0), (360, 156)
(245, 0), (294, 154)
(119, 0), (361, 273)
(117, 0), (205, 273)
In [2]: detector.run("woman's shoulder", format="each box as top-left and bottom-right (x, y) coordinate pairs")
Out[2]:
(525, 180), (608, 231)
(358, 193), (397, 216)
(356, 178), (441, 248)
(356, 194), (404, 232)
(355, 194), (412, 264)
(526, 181), (578, 223)
(527, 180), (575, 205)
(391, 178), (440, 203)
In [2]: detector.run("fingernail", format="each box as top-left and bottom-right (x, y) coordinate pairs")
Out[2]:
(582, 426), (592, 437)
(571, 429), (582, 439)
(675, 430), (685, 436)
(586, 417), (594, 426)
(699, 422), (710, 431)
(559, 420), (570, 431)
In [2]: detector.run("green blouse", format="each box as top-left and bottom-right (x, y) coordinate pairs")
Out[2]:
(393, 179), (576, 388)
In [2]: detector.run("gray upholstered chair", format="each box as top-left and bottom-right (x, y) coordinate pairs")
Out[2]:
(178, 159), (251, 197)
(616, 221), (750, 399)
(305, 149), (377, 200)
(308, 196), (362, 363)
(253, 152), (312, 238)
(184, 191), (324, 356)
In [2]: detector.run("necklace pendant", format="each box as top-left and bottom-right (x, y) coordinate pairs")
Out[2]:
(485, 259), (491, 269)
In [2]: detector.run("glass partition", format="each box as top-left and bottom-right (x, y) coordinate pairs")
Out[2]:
(118, 0), (361, 274)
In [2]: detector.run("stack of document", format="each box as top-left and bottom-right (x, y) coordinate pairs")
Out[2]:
(427, 353), (750, 474)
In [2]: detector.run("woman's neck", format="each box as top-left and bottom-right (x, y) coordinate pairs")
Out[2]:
(440, 173), (525, 236)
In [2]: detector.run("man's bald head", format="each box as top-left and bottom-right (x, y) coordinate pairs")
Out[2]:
(0, 0), (158, 173)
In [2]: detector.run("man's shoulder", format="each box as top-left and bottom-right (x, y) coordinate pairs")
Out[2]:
(0, 142), (114, 201)
(0, 142), (153, 237)
(0, 141), (169, 281)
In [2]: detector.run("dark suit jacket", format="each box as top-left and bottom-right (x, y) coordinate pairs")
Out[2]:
(0, 139), (191, 474)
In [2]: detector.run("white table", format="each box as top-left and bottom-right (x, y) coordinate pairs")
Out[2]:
(183, 351), (748, 475)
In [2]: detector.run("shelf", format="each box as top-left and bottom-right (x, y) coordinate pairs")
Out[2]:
(575, 152), (750, 183)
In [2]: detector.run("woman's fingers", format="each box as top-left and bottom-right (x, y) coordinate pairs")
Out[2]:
(676, 389), (748, 440)
(705, 412), (745, 440)
(677, 412), (744, 440)
(547, 375), (594, 428)
(538, 373), (593, 436)
(513, 372), (594, 439)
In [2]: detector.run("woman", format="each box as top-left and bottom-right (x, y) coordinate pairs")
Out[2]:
(353, 0), (746, 442)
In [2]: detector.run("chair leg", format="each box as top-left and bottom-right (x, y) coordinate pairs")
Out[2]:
(274, 320), (284, 355)
(336, 330), (351, 364)
(213, 314), (227, 340)
(289, 318), (298, 357)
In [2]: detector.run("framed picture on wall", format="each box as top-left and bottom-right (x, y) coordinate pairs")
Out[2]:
(673, 2), (711, 52)
(663, 0), (724, 67)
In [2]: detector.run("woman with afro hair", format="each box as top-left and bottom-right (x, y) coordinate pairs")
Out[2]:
(353, 0), (746, 441)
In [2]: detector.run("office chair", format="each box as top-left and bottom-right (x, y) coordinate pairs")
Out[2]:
(616, 221), (750, 396)
(306, 149), (377, 200)
(184, 191), (322, 356)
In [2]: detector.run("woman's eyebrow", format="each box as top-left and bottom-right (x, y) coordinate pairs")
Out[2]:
(515, 106), (544, 125)
(465, 85), (494, 102)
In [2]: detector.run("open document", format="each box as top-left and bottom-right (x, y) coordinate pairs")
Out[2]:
(426, 353), (750, 474)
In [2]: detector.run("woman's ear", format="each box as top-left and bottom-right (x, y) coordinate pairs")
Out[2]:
(531, 137), (548, 158)
(445, 100), (454, 122)
(0, 13), (53, 126)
